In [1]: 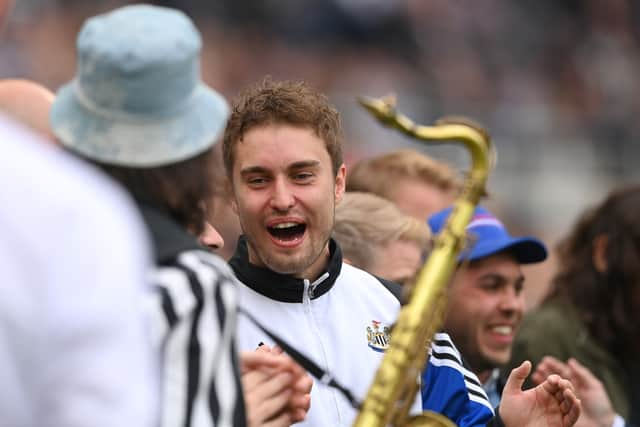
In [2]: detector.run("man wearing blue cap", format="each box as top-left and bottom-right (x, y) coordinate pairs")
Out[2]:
(427, 205), (548, 409)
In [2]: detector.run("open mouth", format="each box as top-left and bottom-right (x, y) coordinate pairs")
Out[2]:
(267, 222), (306, 242)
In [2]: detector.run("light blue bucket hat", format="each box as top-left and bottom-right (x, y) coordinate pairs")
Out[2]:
(50, 4), (229, 167)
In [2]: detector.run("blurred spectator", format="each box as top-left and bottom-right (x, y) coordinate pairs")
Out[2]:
(3, 0), (640, 243)
(509, 185), (640, 423)
(0, 1), (157, 424)
(347, 148), (461, 221)
(0, 78), (54, 139)
(333, 191), (431, 286)
(0, 114), (158, 427)
(428, 205), (548, 408)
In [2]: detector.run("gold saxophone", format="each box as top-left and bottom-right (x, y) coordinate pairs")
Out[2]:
(353, 96), (495, 427)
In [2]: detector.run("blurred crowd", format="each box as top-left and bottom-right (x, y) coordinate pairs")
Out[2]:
(4, 0), (640, 230)
(2, 1), (638, 425)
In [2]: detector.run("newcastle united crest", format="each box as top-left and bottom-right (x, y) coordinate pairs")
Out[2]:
(366, 320), (391, 352)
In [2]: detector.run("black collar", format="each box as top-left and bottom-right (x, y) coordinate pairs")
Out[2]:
(137, 202), (202, 264)
(229, 236), (343, 303)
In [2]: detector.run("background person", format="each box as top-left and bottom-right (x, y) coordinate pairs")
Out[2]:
(333, 191), (431, 287)
(0, 78), (55, 140)
(0, 0), (157, 425)
(346, 148), (461, 220)
(427, 205), (548, 408)
(533, 356), (630, 427)
(508, 185), (640, 424)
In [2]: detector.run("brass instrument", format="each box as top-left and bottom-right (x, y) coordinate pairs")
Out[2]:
(353, 96), (494, 427)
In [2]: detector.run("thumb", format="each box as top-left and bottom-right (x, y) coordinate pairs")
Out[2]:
(502, 361), (532, 396)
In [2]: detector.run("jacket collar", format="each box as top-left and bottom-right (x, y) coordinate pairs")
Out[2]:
(137, 202), (201, 264)
(229, 236), (342, 303)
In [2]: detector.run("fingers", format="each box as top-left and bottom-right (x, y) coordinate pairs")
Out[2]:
(532, 355), (569, 386)
(502, 360), (531, 395)
(566, 357), (598, 389)
(540, 374), (580, 426)
(240, 351), (286, 373)
(258, 410), (292, 427)
(293, 371), (313, 394)
(241, 348), (313, 424)
(562, 388), (581, 426)
(243, 370), (294, 426)
(288, 392), (312, 422)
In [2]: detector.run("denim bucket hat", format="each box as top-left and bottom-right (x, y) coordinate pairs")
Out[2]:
(428, 206), (548, 264)
(50, 4), (229, 167)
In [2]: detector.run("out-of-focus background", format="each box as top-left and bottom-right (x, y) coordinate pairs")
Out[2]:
(3, 0), (639, 306)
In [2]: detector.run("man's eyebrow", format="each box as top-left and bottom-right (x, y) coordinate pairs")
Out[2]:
(288, 160), (321, 170)
(239, 166), (269, 176)
(478, 272), (525, 283)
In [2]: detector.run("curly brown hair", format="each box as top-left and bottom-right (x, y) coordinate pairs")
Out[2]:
(222, 78), (343, 179)
(548, 184), (640, 355)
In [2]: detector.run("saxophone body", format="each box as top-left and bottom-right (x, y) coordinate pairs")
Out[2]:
(353, 96), (494, 427)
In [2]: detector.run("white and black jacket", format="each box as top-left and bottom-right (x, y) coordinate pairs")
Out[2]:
(230, 237), (420, 426)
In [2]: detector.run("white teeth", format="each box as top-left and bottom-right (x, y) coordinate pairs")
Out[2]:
(491, 326), (512, 335)
(271, 222), (298, 229)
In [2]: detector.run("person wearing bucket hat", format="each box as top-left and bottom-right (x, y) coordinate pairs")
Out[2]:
(425, 205), (548, 409)
(51, 5), (312, 427)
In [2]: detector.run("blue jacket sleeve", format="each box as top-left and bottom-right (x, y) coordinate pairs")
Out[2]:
(421, 333), (494, 427)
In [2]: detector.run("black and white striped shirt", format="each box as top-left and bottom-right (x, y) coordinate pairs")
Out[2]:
(150, 250), (245, 427)
(140, 205), (246, 427)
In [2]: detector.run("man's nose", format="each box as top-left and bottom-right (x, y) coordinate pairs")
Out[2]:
(270, 178), (295, 211)
(199, 222), (225, 251)
(499, 288), (524, 313)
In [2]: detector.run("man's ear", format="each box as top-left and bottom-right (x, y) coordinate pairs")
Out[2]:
(335, 164), (346, 204)
(592, 234), (608, 273)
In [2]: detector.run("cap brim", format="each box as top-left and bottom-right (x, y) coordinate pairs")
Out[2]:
(461, 235), (548, 264)
(50, 81), (229, 167)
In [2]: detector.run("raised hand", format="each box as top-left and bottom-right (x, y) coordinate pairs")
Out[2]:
(533, 356), (615, 427)
(500, 361), (581, 427)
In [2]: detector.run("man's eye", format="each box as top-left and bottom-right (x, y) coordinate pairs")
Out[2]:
(294, 172), (313, 181)
(247, 177), (267, 185)
(480, 282), (500, 291)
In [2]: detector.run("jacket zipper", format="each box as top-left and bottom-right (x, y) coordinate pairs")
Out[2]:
(302, 275), (342, 424)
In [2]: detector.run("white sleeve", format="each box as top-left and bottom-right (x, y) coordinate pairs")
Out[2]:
(0, 116), (158, 427)
(38, 196), (159, 427)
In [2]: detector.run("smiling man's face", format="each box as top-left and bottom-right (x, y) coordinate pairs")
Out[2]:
(444, 252), (525, 381)
(230, 123), (345, 280)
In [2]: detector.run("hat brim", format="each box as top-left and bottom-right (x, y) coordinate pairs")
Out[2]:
(50, 81), (229, 167)
(461, 235), (548, 264)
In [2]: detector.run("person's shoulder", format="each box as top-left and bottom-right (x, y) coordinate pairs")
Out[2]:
(0, 116), (149, 266)
(0, 115), (142, 231)
(339, 263), (402, 303)
(157, 249), (237, 283)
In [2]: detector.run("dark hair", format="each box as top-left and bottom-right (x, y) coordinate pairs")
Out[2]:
(548, 185), (640, 355)
(95, 148), (216, 235)
(222, 78), (343, 179)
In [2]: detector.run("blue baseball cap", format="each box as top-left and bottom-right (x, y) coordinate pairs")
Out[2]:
(428, 206), (547, 264)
